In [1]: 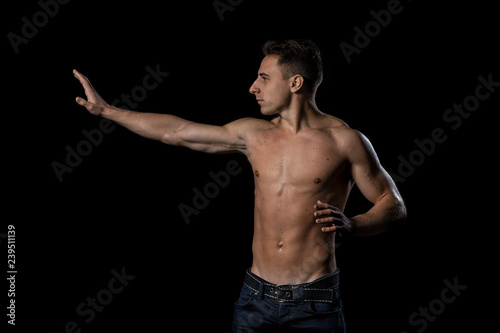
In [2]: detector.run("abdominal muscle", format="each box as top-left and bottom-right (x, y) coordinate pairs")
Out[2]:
(250, 185), (339, 285)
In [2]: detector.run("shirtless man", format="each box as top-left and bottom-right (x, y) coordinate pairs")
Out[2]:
(74, 39), (406, 332)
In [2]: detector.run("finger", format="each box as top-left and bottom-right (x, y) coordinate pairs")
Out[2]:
(315, 216), (335, 224)
(314, 200), (330, 210)
(74, 70), (91, 88)
(73, 69), (97, 98)
(316, 215), (346, 225)
(314, 208), (341, 218)
(321, 225), (345, 233)
(73, 69), (87, 82)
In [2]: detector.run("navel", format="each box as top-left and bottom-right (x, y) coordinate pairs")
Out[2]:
(314, 178), (321, 184)
(278, 241), (284, 247)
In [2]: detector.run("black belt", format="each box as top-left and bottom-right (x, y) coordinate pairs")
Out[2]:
(244, 269), (339, 303)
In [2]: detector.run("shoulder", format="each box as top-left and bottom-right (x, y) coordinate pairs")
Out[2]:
(319, 114), (358, 142)
(320, 114), (375, 156)
(235, 116), (275, 127)
(225, 117), (275, 133)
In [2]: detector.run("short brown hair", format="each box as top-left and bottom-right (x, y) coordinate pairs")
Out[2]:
(263, 39), (323, 92)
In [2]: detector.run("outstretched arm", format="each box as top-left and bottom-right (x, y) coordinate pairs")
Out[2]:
(73, 70), (247, 154)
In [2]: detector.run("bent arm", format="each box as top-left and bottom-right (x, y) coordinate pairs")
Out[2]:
(347, 131), (407, 236)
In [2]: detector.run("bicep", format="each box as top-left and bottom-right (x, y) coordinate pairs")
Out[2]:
(348, 131), (399, 204)
(171, 118), (247, 154)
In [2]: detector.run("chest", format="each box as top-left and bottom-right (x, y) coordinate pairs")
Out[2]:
(246, 128), (348, 186)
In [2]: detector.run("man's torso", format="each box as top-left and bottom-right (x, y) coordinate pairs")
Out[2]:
(242, 114), (355, 284)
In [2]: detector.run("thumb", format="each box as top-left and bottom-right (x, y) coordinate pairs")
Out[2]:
(76, 96), (92, 108)
(75, 96), (99, 114)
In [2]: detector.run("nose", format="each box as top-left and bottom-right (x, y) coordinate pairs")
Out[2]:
(249, 79), (260, 95)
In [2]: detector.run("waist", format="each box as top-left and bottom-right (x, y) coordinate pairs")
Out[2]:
(251, 230), (336, 284)
(244, 268), (340, 303)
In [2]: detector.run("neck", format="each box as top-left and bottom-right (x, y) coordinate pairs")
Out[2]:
(276, 95), (321, 134)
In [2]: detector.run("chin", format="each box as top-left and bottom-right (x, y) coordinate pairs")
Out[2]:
(260, 110), (274, 116)
(259, 106), (278, 116)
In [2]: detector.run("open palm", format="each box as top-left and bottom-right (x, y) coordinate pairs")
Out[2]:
(74, 69), (110, 116)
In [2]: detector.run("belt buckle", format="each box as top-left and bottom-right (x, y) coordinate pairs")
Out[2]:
(276, 284), (300, 303)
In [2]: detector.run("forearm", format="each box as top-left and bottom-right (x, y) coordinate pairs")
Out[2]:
(102, 106), (188, 143)
(349, 194), (406, 237)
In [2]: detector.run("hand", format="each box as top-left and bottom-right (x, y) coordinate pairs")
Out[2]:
(74, 69), (111, 116)
(314, 200), (354, 236)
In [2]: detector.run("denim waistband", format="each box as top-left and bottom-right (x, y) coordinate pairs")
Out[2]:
(244, 268), (340, 303)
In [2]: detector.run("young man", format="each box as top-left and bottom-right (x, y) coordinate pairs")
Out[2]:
(74, 39), (406, 332)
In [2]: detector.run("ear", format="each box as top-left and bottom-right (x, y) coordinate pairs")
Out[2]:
(290, 75), (305, 93)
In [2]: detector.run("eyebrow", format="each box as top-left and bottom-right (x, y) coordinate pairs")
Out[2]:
(259, 72), (270, 78)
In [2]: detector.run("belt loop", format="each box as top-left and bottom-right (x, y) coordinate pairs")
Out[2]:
(257, 281), (264, 300)
(292, 286), (301, 302)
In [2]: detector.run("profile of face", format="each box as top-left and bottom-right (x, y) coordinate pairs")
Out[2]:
(249, 55), (295, 116)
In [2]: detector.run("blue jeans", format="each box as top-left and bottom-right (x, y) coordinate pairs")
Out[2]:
(232, 269), (346, 332)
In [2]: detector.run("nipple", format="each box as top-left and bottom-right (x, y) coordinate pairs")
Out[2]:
(255, 170), (260, 177)
(314, 178), (321, 184)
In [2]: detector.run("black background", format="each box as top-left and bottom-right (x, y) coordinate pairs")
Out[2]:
(4, 0), (498, 332)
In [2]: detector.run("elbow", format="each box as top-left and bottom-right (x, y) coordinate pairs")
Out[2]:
(393, 197), (407, 225)
(378, 191), (407, 225)
(400, 201), (408, 221)
(161, 121), (191, 146)
(161, 131), (177, 145)
(161, 129), (183, 146)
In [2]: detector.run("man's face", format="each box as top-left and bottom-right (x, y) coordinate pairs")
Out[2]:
(249, 55), (292, 115)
